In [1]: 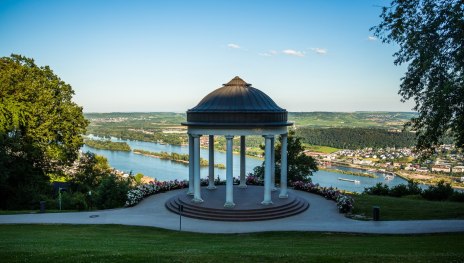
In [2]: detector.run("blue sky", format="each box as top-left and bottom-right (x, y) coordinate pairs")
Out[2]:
(0, 0), (413, 112)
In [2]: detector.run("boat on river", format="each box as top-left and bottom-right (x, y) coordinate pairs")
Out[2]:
(384, 174), (395, 180)
(338, 177), (360, 184)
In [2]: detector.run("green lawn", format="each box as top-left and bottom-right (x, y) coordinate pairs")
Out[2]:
(0, 210), (77, 215)
(352, 194), (464, 220)
(0, 225), (463, 262)
(303, 144), (340, 154)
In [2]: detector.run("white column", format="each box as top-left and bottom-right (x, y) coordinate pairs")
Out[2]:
(224, 135), (235, 208)
(187, 134), (194, 195)
(271, 137), (277, 191)
(207, 135), (216, 189)
(262, 135), (273, 205)
(279, 134), (288, 198)
(239, 135), (247, 188)
(192, 134), (203, 203)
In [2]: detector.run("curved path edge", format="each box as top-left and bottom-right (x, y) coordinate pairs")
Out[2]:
(1, 188), (464, 234)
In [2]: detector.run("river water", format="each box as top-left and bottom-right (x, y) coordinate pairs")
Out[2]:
(82, 135), (409, 193)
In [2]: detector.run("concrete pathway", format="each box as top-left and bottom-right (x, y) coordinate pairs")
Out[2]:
(1, 188), (464, 234)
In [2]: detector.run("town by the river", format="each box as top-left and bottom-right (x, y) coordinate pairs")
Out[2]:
(82, 135), (409, 193)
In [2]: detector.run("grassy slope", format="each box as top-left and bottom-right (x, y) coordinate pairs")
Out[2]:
(0, 224), (463, 262)
(303, 144), (340, 153)
(352, 194), (464, 220)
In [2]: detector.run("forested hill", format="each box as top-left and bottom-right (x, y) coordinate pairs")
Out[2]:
(296, 127), (417, 149)
(83, 112), (419, 149)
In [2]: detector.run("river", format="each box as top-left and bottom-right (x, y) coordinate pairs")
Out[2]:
(82, 135), (409, 193)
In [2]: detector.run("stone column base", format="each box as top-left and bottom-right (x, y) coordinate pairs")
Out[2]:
(224, 202), (235, 208)
(192, 198), (204, 203)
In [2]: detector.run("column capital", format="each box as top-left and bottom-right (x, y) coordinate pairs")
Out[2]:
(263, 134), (274, 139)
(225, 135), (234, 140)
(191, 134), (202, 138)
(281, 133), (288, 137)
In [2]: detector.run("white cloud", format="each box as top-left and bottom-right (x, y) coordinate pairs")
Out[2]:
(368, 36), (377, 41)
(311, 48), (327, 55)
(259, 50), (278, 57)
(227, 43), (241, 49)
(282, 49), (305, 57)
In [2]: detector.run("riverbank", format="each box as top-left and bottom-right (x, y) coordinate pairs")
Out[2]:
(84, 139), (131, 152)
(320, 167), (378, 178)
(133, 149), (226, 169)
(324, 162), (464, 190)
(396, 171), (464, 190)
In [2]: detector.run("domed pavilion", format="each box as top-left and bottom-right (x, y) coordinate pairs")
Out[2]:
(181, 76), (292, 208)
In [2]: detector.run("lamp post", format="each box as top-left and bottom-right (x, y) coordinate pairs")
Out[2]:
(58, 187), (62, 211)
(88, 191), (92, 210)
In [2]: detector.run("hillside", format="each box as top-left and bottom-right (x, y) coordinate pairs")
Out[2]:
(288, 112), (416, 129)
(85, 111), (416, 129)
(83, 112), (418, 149)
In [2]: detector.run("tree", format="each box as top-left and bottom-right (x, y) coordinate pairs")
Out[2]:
(70, 152), (111, 193)
(134, 173), (144, 184)
(0, 54), (88, 209)
(372, 0), (464, 153)
(67, 152), (134, 210)
(94, 174), (132, 209)
(253, 130), (318, 183)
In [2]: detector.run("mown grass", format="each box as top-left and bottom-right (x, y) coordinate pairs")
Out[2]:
(352, 194), (464, 220)
(0, 224), (463, 262)
(0, 210), (77, 215)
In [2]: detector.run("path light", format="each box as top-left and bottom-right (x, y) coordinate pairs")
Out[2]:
(58, 187), (62, 211)
(88, 191), (92, 210)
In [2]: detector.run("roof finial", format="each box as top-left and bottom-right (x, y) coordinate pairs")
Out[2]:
(224, 76), (251, 87)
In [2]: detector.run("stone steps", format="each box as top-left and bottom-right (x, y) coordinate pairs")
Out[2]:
(165, 194), (310, 221)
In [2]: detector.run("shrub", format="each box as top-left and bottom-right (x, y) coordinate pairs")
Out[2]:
(61, 191), (88, 211)
(292, 181), (353, 213)
(421, 181), (454, 201)
(246, 174), (263, 186)
(406, 181), (423, 195)
(363, 183), (390, 196)
(389, 184), (409, 197)
(95, 175), (132, 209)
(389, 182), (422, 197)
(125, 180), (187, 207)
(336, 195), (354, 213)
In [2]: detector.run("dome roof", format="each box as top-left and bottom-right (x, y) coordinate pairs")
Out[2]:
(189, 76), (284, 112)
(183, 77), (292, 128)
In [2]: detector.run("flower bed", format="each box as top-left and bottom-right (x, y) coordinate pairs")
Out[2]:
(126, 177), (242, 207)
(292, 181), (354, 213)
(125, 180), (187, 207)
(125, 176), (354, 213)
(246, 174), (264, 186)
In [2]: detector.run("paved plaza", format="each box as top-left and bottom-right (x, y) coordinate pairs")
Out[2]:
(1, 187), (464, 234)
